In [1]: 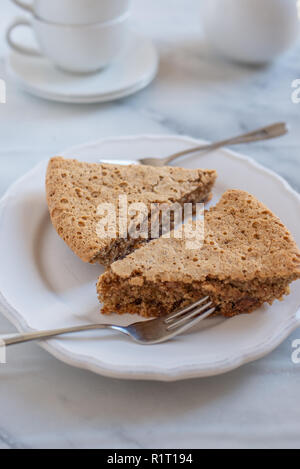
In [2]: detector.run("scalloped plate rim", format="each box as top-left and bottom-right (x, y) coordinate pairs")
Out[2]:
(0, 133), (299, 381)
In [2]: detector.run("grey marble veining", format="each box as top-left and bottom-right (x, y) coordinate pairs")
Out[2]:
(0, 0), (300, 449)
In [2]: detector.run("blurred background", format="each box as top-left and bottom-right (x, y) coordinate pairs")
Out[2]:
(0, 0), (300, 450)
(1, 0), (300, 197)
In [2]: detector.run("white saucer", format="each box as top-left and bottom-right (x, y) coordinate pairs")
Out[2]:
(0, 135), (300, 381)
(5, 33), (158, 104)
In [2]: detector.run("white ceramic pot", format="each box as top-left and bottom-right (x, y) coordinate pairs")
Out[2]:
(6, 13), (131, 74)
(11, 0), (131, 25)
(202, 0), (300, 64)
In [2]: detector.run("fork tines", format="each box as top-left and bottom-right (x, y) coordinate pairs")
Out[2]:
(165, 296), (215, 331)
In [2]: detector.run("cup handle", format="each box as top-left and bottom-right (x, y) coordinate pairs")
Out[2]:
(11, 0), (33, 13)
(6, 18), (42, 56)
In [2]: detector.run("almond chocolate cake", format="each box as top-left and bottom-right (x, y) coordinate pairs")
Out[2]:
(46, 157), (217, 266)
(98, 190), (300, 318)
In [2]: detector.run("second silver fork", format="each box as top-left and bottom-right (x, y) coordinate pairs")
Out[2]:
(99, 122), (287, 167)
(1, 296), (215, 346)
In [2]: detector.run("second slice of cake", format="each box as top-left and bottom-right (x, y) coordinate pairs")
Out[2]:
(46, 157), (217, 266)
(98, 190), (300, 318)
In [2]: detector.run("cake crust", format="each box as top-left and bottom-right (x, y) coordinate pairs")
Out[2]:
(46, 157), (217, 265)
(98, 190), (300, 317)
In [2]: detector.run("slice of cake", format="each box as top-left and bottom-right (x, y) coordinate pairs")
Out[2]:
(46, 157), (217, 265)
(98, 190), (300, 318)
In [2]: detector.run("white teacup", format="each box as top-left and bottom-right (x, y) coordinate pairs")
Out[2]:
(6, 13), (131, 74)
(11, 0), (131, 25)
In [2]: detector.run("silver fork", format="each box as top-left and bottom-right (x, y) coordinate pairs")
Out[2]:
(1, 297), (215, 347)
(100, 122), (287, 167)
(140, 122), (287, 166)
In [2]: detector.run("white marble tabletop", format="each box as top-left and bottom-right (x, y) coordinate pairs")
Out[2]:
(0, 0), (300, 450)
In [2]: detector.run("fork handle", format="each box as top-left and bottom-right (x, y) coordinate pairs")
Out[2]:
(164, 122), (287, 165)
(1, 324), (110, 346)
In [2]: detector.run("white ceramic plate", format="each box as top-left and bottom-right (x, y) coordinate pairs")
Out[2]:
(0, 135), (300, 381)
(5, 33), (158, 104)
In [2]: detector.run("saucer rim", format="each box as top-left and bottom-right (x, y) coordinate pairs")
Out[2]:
(5, 33), (159, 103)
